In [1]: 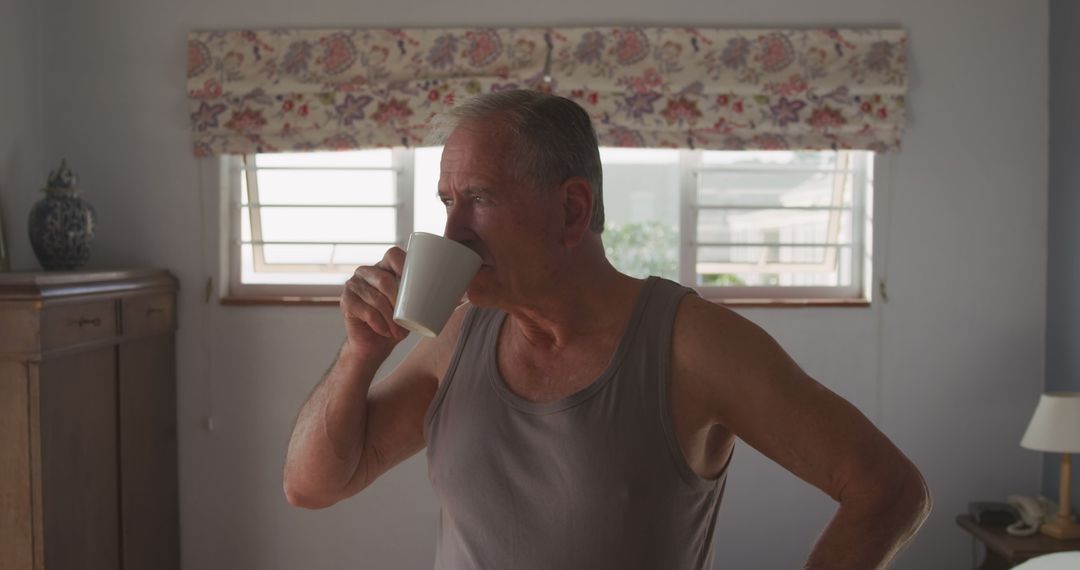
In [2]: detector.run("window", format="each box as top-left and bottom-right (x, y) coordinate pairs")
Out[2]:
(223, 148), (873, 303)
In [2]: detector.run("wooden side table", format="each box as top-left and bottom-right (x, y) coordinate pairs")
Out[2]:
(956, 514), (1080, 569)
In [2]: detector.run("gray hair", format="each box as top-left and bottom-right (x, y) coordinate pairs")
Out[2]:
(426, 90), (605, 233)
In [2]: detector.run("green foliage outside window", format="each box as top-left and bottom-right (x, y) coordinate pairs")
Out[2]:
(603, 221), (747, 286)
(701, 273), (747, 286)
(602, 221), (678, 280)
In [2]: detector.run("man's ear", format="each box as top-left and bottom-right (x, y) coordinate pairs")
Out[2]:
(559, 177), (594, 247)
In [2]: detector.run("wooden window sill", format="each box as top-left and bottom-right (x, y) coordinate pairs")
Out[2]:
(708, 298), (871, 308)
(220, 295), (870, 308)
(221, 296), (341, 307)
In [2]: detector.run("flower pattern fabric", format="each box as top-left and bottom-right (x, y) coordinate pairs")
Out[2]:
(187, 27), (907, 155)
(187, 28), (549, 156)
(549, 28), (907, 152)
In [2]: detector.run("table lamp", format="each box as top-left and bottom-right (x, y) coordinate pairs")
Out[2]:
(1020, 392), (1080, 539)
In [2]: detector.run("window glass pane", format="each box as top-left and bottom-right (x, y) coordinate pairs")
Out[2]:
(262, 244), (334, 264)
(258, 207), (396, 243)
(241, 206), (252, 241)
(699, 243), (833, 264)
(697, 245), (849, 286)
(696, 206), (852, 286)
(255, 170), (396, 205)
(697, 208), (850, 244)
(241, 243), (252, 276)
(600, 148), (679, 280)
(600, 147), (679, 164)
(414, 146), (447, 235)
(699, 171), (851, 208)
(839, 247), (853, 287)
(255, 149), (393, 168)
(702, 150), (838, 169)
(332, 245), (395, 266)
(242, 245), (351, 284)
(242, 251), (351, 284)
(234, 149), (871, 297)
(694, 150), (867, 292)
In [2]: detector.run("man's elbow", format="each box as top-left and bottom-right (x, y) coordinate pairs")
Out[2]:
(283, 473), (342, 510)
(886, 462), (933, 530)
(845, 459), (932, 528)
(905, 466), (933, 526)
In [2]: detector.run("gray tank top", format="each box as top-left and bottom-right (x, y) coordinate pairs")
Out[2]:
(424, 277), (728, 570)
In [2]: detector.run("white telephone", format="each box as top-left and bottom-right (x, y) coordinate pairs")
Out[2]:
(1006, 495), (1057, 536)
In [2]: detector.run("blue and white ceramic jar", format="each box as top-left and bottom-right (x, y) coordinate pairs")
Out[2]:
(28, 159), (97, 270)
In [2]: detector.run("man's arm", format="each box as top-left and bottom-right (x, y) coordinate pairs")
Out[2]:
(282, 336), (437, 509)
(673, 295), (931, 569)
(282, 247), (462, 509)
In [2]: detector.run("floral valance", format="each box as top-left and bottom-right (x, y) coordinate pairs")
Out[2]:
(187, 27), (907, 156)
(187, 28), (548, 156)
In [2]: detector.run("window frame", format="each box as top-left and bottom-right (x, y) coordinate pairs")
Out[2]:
(218, 149), (877, 306)
(223, 151), (414, 299)
(682, 149), (871, 302)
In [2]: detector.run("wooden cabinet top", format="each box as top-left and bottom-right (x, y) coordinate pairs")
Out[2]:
(0, 269), (178, 360)
(0, 269), (177, 302)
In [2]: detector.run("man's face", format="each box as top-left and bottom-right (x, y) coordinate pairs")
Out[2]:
(437, 121), (563, 307)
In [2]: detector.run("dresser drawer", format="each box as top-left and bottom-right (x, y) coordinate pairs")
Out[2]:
(121, 293), (175, 337)
(41, 300), (118, 350)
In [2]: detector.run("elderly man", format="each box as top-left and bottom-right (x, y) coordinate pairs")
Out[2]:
(283, 90), (931, 569)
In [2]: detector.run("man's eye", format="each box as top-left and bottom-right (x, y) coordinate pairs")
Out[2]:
(438, 194), (485, 207)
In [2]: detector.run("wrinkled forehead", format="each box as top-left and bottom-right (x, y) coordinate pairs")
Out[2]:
(438, 119), (520, 185)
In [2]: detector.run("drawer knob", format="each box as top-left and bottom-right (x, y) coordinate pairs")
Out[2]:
(77, 317), (101, 328)
(146, 307), (164, 317)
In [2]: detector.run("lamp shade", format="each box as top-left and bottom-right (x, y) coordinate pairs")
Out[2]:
(1020, 392), (1080, 453)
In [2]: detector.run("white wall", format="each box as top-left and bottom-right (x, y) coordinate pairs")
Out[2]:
(0, 0), (43, 271)
(8, 0), (1048, 568)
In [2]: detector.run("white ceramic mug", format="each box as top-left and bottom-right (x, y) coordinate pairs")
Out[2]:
(393, 232), (482, 337)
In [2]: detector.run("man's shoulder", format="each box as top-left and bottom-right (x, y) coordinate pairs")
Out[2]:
(668, 293), (804, 432)
(670, 293), (785, 383)
(672, 293), (747, 344)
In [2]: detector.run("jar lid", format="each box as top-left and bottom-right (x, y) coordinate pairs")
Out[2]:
(45, 159), (78, 190)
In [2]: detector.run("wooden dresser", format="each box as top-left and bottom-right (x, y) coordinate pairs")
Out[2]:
(0, 269), (179, 570)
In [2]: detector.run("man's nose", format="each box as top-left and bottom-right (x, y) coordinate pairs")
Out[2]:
(442, 204), (475, 243)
